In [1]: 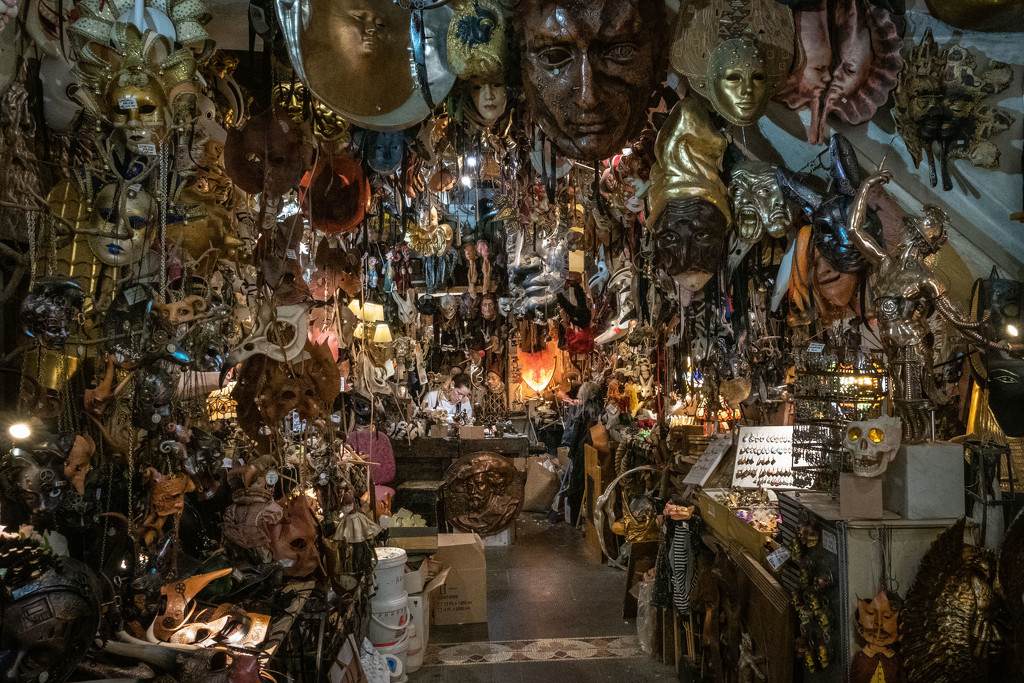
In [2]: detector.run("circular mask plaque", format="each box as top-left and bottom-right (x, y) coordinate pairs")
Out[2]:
(443, 452), (523, 537)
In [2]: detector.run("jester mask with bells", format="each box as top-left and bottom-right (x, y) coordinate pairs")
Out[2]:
(671, 0), (795, 128)
(728, 160), (793, 243)
(71, 22), (198, 157)
(843, 416), (901, 477)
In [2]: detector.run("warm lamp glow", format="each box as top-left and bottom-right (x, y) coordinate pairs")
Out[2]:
(347, 299), (363, 319)
(373, 325), (393, 344)
(363, 302), (385, 322)
(354, 323), (365, 340)
(8, 423), (30, 440)
(518, 344), (557, 393)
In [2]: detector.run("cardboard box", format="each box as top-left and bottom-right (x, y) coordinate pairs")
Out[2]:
(406, 563), (449, 673)
(389, 527), (439, 554)
(840, 473), (883, 519)
(459, 425), (486, 439)
(697, 488), (733, 541)
(403, 558), (449, 595)
(432, 533), (487, 625)
(883, 443), (964, 519)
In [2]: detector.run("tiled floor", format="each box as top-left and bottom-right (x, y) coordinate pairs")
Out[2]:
(408, 514), (678, 682)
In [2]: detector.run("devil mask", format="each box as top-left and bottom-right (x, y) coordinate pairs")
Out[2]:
(843, 416), (902, 477)
(516, 0), (667, 161)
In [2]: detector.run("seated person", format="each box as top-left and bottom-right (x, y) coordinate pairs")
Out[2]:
(421, 373), (473, 422)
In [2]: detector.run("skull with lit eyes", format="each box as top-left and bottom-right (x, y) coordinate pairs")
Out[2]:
(844, 416), (902, 477)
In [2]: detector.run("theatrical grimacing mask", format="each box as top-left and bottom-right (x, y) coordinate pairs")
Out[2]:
(709, 39), (770, 127)
(843, 416), (902, 477)
(652, 198), (728, 292)
(729, 161), (792, 243)
(480, 294), (497, 321)
(517, 0), (667, 161)
(87, 183), (155, 267)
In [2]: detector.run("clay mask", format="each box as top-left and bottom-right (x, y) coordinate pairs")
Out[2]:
(843, 416), (902, 477)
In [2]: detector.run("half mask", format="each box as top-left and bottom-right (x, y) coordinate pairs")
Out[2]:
(229, 302), (310, 365)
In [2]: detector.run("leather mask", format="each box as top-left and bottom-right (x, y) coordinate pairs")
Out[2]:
(516, 0), (667, 161)
(652, 198), (728, 292)
(224, 107), (313, 196)
(778, 0), (902, 146)
(144, 468), (195, 520)
(229, 303), (310, 365)
(974, 272), (1024, 437)
(270, 495), (322, 578)
(300, 154), (369, 234)
(88, 182), (155, 267)
(843, 416), (902, 477)
(232, 340), (341, 445)
(21, 279), (84, 348)
(480, 292), (498, 321)
(221, 464), (284, 550)
(311, 239), (363, 299)
(728, 161), (792, 243)
(0, 552), (101, 683)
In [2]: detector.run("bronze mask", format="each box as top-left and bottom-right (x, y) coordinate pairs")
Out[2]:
(224, 108), (313, 197)
(728, 161), (792, 243)
(517, 0), (667, 161)
(652, 198), (728, 292)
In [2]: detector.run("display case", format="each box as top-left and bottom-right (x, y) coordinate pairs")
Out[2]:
(777, 491), (964, 682)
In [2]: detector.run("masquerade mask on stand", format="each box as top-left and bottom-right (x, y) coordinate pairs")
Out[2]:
(843, 416), (902, 477)
(894, 30), (1015, 192)
(279, 0), (454, 129)
(516, 0), (667, 161)
(672, 0), (794, 127)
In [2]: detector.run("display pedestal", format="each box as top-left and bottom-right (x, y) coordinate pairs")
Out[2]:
(839, 474), (883, 519)
(883, 442), (964, 519)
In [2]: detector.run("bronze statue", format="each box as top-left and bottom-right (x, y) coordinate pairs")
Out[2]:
(515, 0), (667, 161)
(443, 452), (523, 536)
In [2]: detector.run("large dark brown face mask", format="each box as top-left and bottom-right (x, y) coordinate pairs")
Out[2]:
(652, 198), (728, 292)
(517, 0), (666, 162)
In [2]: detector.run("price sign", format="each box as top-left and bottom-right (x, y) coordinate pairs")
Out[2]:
(683, 433), (733, 486)
(766, 546), (791, 571)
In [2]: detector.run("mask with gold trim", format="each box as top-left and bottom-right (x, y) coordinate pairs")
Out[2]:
(87, 182), (155, 267)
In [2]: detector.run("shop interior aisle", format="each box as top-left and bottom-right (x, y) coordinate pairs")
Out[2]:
(408, 514), (679, 682)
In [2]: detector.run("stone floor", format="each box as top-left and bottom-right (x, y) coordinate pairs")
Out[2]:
(407, 514), (678, 682)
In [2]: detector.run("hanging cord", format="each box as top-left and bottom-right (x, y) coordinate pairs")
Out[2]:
(158, 138), (169, 298)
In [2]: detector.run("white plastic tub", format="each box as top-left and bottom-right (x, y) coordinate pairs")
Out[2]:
(373, 546), (408, 602)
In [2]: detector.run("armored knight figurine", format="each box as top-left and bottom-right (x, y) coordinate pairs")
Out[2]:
(847, 170), (1020, 442)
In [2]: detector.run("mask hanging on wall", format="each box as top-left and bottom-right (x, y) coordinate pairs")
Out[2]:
(971, 271), (1024, 438)
(21, 279), (85, 349)
(224, 107), (313, 197)
(278, 0), (454, 129)
(447, 0), (511, 81)
(728, 160), (793, 244)
(87, 182), (156, 268)
(893, 30), (1015, 192)
(843, 416), (902, 477)
(516, 0), (667, 161)
(299, 154), (369, 235)
(777, 0), (902, 146)
(671, 0), (795, 127)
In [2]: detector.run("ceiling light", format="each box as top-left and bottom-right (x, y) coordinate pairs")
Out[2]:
(8, 423), (31, 440)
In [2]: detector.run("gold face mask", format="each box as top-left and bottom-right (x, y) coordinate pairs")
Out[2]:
(709, 39), (769, 127)
(87, 183), (155, 267)
(109, 74), (170, 155)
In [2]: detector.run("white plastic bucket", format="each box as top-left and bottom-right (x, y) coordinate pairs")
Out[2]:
(369, 592), (409, 648)
(377, 640), (409, 682)
(373, 547), (408, 602)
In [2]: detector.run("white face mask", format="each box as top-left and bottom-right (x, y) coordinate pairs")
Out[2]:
(87, 183), (155, 267)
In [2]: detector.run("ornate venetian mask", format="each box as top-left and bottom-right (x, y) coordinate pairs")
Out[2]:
(894, 31), (1015, 192)
(229, 303), (310, 365)
(843, 416), (902, 477)
(21, 279), (85, 348)
(856, 589), (900, 651)
(87, 182), (155, 267)
(471, 80), (507, 124)
(729, 161), (792, 243)
(672, 0), (794, 127)
(517, 0), (667, 161)
(409, 207), (453, 256)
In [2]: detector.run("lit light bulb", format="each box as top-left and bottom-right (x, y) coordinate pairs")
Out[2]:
(1008, 324), (1019, 337)
(461, 175), (472, 188)
(466, 156), (478, 168)
(8, 423), (30, 440)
